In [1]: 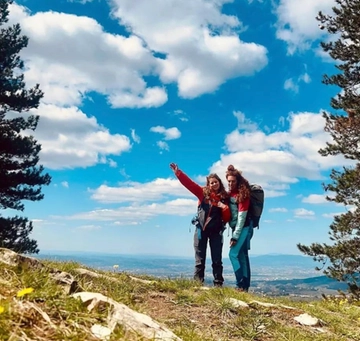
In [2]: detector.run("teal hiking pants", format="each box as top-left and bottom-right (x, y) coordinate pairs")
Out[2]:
(229, 226), (252, 289)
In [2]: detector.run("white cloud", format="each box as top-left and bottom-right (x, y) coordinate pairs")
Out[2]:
(32, 219), (45, 224)
(3, 2), (270, 173)
(108, 159), (118, 168)
(62, 198), (198, 224)
(119, 168), (130, 179)
(278, 116), (285, 127)
(150, 126), (181, 140)
(61, 181), (69, 188)
(294, 208), (315, 219)
(9, 3), (167, 109)
(23, 104), (132, 169)
(302, 194), (327, 204)
(322, 212), (341, 219)
(172, 109), (189, 122)
(130, 129), (141, 143)
(69, 0), (94, 4)
(31, 219), (57, 227)
(70, 110), (343, 207)
(110, 0), (268, 98)
(275, 0), (333, 54)
(89, 107), (350, 206)
(233, 111), (258, 131)
(76, 225), (102, 230)
(269, 208), (288, 213)
(109, 87), (167, 108)
(284, 78), (299, 93)
(210, 111), (354, 198)
(299, 72), (311, 84)
(284, 72), (311, 93)
(156, 141), (169, 151)
(322, 206), (353, 219)
(49, 108), (355, 224)
(90, 178), (193, 203)
(8, 0), (268, 110)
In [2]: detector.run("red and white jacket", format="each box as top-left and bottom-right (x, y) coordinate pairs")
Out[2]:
(229, 190), (250, 240)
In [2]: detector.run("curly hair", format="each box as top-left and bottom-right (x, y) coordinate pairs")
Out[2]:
(225, 165), (250, 203)
(203, 173), (228, 201)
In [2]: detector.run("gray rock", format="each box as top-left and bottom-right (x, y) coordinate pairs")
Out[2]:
(50, 270), (81, 295)
(0, 248), (81, 295)
(0, 248), (44, 269)
(294, 313), (320, 326)
(91, 324), (112, 340)
(73, 291), (182, 341)
(74, 268), (155, 285)
(227, 298), (249, 309)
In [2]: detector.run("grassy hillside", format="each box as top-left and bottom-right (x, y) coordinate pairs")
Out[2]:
(0, 254), (360, 341)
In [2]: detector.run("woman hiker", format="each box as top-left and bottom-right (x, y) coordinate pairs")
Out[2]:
(226, 164), (253, 291)
(170, 163), (230, 287)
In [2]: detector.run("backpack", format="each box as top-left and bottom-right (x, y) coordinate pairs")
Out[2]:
(248, 184), (264, 228)
(228, 184), (264, 229)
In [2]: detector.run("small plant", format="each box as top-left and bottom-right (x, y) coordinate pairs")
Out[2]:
(174, 292), (196, 306)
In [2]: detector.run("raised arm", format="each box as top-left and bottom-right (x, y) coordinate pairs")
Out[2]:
(170, 163), (204, 201)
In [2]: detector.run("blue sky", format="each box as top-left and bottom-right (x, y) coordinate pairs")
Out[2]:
(7, 0), (351, 257)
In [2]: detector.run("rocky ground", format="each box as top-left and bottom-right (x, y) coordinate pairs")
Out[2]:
(0, 247), (359, 341)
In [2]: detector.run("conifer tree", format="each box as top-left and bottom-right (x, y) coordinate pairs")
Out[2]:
(0, 0), (51, 254)
(297, 0), (360, 297)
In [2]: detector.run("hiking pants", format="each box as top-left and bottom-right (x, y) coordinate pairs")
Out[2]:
(193, 228), (224, 286)
(229, 226), (252, 290)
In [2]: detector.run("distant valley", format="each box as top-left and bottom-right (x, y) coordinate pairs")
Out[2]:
(251, 275), (347, 299)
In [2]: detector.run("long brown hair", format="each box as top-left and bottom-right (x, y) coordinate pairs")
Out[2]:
(225, 165), (250, 203)
(203, 173), (228, 201)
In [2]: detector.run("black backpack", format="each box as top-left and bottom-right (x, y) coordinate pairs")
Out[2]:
(248, 184), (264, 228)
(228, 184), (265, 229)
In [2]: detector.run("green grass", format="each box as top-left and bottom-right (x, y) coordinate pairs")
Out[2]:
(0, 258), (359, 340)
